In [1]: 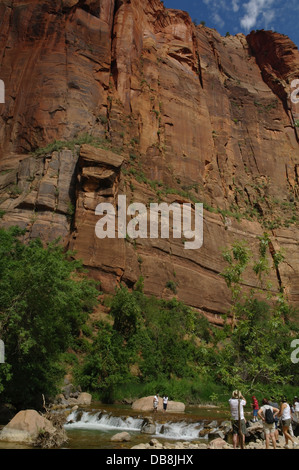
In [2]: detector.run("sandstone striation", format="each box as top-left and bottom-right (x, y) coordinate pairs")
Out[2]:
(0, 0), (299, 323)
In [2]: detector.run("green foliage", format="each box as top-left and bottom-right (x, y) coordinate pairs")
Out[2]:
(0, 227), (99, 409)
(74, 322), (134, 403)
(75, 231), (299, 403)
(110, 286), (142, 340)
(32, 133), (123, 157)
(217, 236), (299, 392)
(75, 288), (215, 401)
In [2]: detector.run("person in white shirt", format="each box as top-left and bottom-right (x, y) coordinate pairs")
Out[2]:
(278, 397), (298, 449)
(163, 395), (168, 412)
(257, 398), (279, 449)
(228, 390), (247, 449)
(153, 394), (159, 413)
(293, 397), (299, 421)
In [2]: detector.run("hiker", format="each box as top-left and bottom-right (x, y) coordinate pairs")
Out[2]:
(153, 394), (159, 413)
(257, 398), (279, 449)
(277, 397), (298, 449)
(229, 390), (247, 449)
(293, 397), (299, 421)
(163, 395), (168, 412)
(268, 396), (280, 443)
(251, 395), (259, 422)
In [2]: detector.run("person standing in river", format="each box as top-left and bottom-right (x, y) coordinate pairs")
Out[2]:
(163, 395), (168, 412)
(153, 393), (159, 413)
(229, 390), (247, 449)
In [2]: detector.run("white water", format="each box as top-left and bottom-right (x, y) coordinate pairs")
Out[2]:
(65, 411), (144, 432)
(65, 410), (205, 440)
(156, 421), (204, 440)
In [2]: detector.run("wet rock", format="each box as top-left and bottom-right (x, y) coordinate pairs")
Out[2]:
(111, 432), (131, 442)
(141, 417), (156, 434)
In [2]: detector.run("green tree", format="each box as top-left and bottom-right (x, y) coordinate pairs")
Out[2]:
(221, 241), (251, 328)
(0, 227), (99, 409)
(74, 322), (135, 402)
(217, 236), (299, 392)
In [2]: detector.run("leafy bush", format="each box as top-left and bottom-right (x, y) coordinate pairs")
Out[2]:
(0, 227), (99, 409)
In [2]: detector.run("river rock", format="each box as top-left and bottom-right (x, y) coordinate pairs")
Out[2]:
(0, 409), (56, 445)
(209, 438), (228, 449)
(208, 430), (225, 440)
(76, 392), (92, 405)
(132, 396), (185, 412)
(141, 417), (156, 434)
(246, 421), (264, 440)
(111, 432), (131, 442)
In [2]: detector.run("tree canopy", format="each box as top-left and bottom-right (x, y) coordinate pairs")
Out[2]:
(0, 226), (99, 409)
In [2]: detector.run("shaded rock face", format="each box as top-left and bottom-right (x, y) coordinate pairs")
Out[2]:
(0, 0), (299, 322)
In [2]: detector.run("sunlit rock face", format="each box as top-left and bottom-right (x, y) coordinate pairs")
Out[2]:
(0, 0), (299, 322)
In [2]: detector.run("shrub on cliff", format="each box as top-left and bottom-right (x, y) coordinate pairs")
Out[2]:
(0, 226), (99, 409)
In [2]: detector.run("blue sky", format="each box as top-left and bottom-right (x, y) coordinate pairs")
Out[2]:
(163, 0), (299, 48)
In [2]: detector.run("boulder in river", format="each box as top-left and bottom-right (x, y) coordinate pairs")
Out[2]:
(141, 417), (156, 434)
(0, 409), (56, 445)
(132, 396), (185, 412)
(111, 432), (131, 442)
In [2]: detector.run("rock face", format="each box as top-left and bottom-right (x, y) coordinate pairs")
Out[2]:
(0, 409), (55, 444)
(0, 0), (299, 322)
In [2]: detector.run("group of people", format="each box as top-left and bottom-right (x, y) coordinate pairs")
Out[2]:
(229, 390), (299, 449)
(153, 394), (168, 412)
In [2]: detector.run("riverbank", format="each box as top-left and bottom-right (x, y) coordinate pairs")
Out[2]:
(0, 401), (298, 450)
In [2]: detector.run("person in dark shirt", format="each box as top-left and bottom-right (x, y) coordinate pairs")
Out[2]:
(268, 396), (279, 443)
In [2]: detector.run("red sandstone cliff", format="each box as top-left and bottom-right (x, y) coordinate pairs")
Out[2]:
(0, 0), (299, 324)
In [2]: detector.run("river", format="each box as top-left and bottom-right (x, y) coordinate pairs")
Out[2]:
(62, 402), (232, 449)
(0, 402), (233, 449)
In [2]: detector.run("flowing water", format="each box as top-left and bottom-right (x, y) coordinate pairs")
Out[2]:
(62, 403), (231, 449)
(0, 403), (231, 449)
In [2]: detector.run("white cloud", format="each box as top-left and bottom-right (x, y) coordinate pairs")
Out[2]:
(232, 0), (240, 12)
(240, 0), (276, 31)
(213, 12), (225, 28)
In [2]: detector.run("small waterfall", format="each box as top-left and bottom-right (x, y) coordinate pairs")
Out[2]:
(65, 410), (144, 432)
(156, 421), (204, 441)
(65, 410), (205, 440)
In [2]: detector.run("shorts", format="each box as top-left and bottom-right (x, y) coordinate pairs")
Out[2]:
(282, 419), (291, 428)
(232, 419), (246, 435)
(253, 409), (258, 417)
(263, 422), (275, 435)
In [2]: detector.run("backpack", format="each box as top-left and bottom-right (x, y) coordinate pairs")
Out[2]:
(265, 407), (274, 424)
